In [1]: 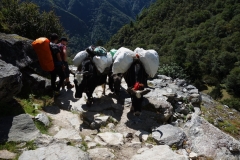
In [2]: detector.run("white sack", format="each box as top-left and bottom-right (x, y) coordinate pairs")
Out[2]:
(112, 47), (135, 74)
(134, 47), (159, 78)
(93, 52), (112, 73)
(72, 50), (88, 67)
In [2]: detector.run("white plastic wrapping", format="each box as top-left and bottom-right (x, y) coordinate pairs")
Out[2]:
(72, 50), (88, 67)
(112, 47), (135, 74)
(93, 52), (112, 73)
(134, 47), (159, 78)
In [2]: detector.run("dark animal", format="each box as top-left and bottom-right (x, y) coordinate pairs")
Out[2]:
(74, 46), (122, 105)
(123, 59), (150, 116)
(108, 64), (122, 96)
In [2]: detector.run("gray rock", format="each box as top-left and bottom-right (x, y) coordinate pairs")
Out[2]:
(135, 130), (149, 141)
(126, 141), (142, 148)
(189, 152), (198, 159)
(54, 128), (82, 142)
(131, 145), (188, 160)
(21, 71), (51, 94)
(188, 89), (199, 94)
(175, 104), (191, 115)
(186, 85), (196, 90)
(175, 79), (187, 87)
(0, 60), (22, 102)
(0, 33), (37, 69)
(18, 143), (90, 160)
(94, 132), (124, 147)
(190, 97), (201, 105)
(176, 149), (189, 157)
(149, 99), (173, 124)
(35, 113), (50, 126)
(183, 112), (240, 159)
(34, 134), (67, 148)
(84, 136), (92, 142)
(152, 124), (187, 148)
(88, 148), (114, 160)
(0, 150), (17, 160)
(157, 75), (172, 81)
(107, 123), (115, 129)
(0, 114), (40, 142)
(94, 115), (110, 126)
(87, 142), (97, 149)
(136, 147), (149, 154)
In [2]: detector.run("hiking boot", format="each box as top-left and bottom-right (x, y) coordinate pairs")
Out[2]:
(66, 82), (74, 89)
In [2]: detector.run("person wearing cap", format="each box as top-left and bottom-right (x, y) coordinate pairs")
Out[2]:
(49, 33), (65, 96)
(58, 37), (75, 89)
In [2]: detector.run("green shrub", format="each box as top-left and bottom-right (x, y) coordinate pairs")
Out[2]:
(209, 85), (223, 100)
(221, 98), (240, 111)
(158, 63), (188, 79)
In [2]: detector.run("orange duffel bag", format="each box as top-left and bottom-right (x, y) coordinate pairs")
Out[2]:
(32, 37), (54, 71)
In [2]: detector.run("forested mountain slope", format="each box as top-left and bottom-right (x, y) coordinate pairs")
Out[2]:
(27, 0), (156, 53)
(106, 0), (240, 100)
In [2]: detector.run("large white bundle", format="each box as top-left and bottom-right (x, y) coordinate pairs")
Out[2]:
(93, 52), (112, 73)
(112, 47), (135, 74)
(134, 47), (159, 78)
(72, 50), (88, 67)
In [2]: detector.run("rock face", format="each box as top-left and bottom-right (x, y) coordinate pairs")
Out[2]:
(0, 60), (22, 102)
(0, 114), (40, 142)
(18, 143), (90, 160)
(184, 112), (240, 159)
(0, 33), (36, 69)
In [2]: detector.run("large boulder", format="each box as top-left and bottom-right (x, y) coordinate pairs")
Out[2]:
(0, 33), (37, 69)
(0, 114), (40, 142)
(0, 60), (22, 102)
(152, 124), (187, 148)
(183, 111), (240, 159)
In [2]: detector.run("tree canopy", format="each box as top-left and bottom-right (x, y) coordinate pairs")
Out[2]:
(0, 0), (65, 40)
(105, 0), (240, 97)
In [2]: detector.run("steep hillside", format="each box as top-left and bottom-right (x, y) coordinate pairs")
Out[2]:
(28, 0), (156, 53)
(106, 0), (240, 99)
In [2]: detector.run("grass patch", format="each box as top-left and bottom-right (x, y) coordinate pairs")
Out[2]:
(81, 140), (88, 151)
(217, 121), (238, 135)
(171, 144), (178, 151)
(34, 119), (52, 135)
(201, 104), (240, 139)
(14, 94), (54, 116)
(145, 135), (157, 145)
(0, 140), (36, 160)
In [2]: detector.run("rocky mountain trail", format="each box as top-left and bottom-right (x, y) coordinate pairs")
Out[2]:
(1, 66), (240, 160)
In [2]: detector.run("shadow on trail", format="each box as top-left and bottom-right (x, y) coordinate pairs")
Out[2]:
(79, 90), (125, 132)
(53, 89), (79, 111)
(125, 97), (162, 132)
(0, 116), (13, 143)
